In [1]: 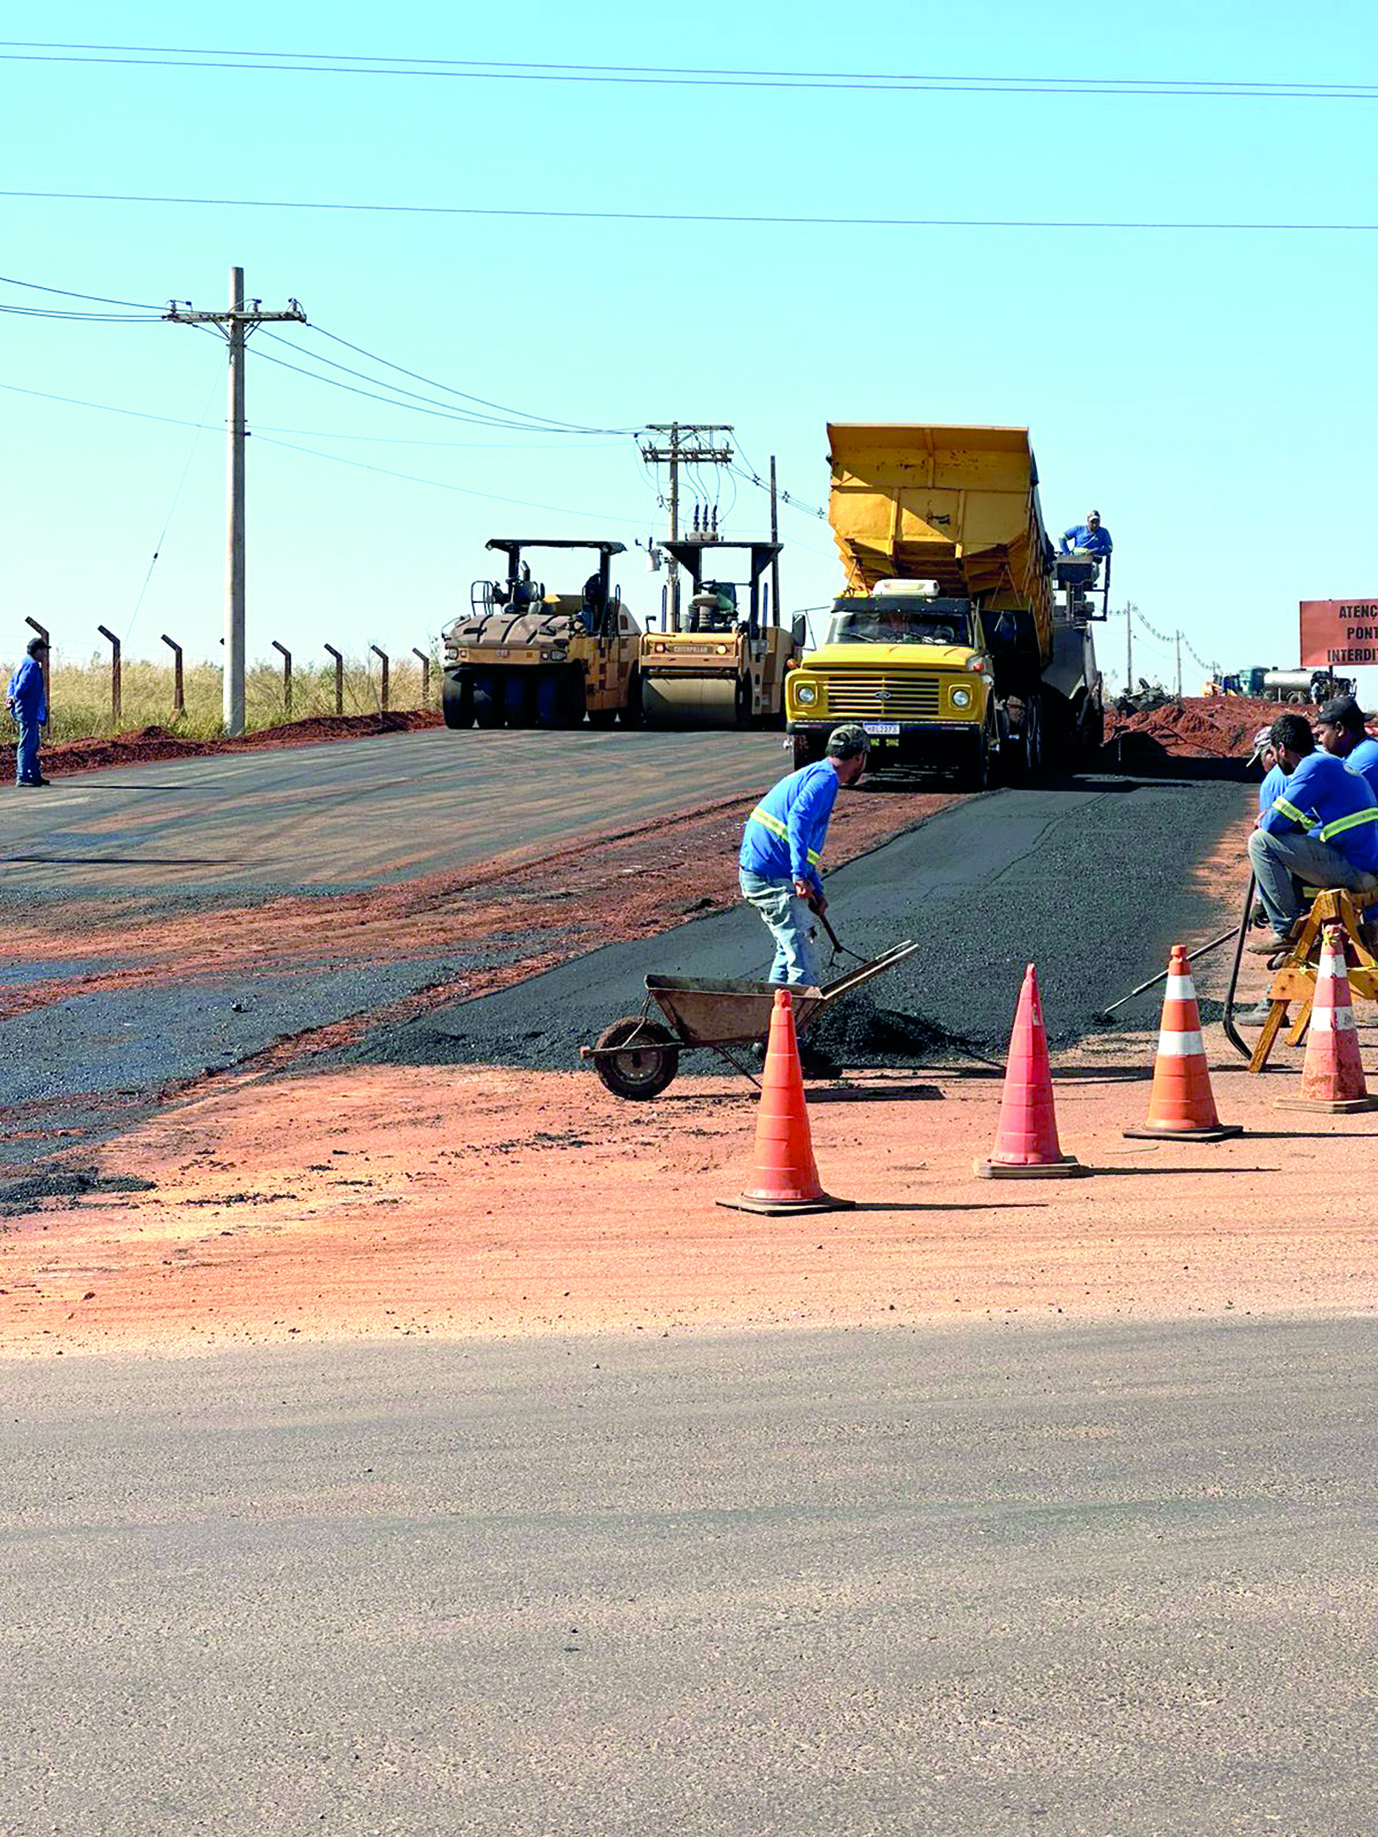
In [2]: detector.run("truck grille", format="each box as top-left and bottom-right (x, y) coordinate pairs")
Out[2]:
(824, 675), (943, 719)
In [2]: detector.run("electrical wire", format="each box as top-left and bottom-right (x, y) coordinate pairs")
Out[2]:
(1, 44), (1375, 98)
(253, 432), (652, 526)
(123, 354), (226, 641)
(0, 270), (165, 309)
(5, 191), (1376, 233)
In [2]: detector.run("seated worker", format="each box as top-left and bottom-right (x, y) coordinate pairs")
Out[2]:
(1059, 509), (1113, 555)
(579, 572), (606, 636)
(1315, 694), (1378, 801)
(1245, 711), (1378, 954)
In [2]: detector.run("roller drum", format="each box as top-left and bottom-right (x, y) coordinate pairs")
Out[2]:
(641, 674), (744, 729)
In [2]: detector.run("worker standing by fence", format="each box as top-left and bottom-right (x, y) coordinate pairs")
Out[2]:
(6, 635), (50, 787)
(739, 724), (869, 988)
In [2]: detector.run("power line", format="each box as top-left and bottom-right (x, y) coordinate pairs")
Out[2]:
(0, 43), (1375, 98)
(0, 270), (164, 308)
(7, 191), (1375, 232)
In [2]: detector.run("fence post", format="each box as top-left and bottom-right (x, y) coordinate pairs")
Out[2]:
(323, 644), (344, 716)
(272, 640), (293, 718)
(412, 646), (431, 706)
(370, 644), (390, 713)
(96, 624), (122, 727)
(23, 617), (50, 727)
(160, 633), (184, 718)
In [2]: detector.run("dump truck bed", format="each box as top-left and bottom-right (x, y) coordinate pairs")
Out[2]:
(827, 423), (1054, 666)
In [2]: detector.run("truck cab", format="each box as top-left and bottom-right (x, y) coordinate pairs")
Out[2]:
(787, 580), (1002, 786)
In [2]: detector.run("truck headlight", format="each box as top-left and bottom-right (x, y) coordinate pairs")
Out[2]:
(951, 686), (972, 708)
(795, 684), (817, 706)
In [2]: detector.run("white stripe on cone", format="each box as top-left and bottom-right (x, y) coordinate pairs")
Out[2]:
(1309, 1007), (1357, 1033)
(1165, 975), (1196, 1000)
(1157, 1029), (1205, 1057)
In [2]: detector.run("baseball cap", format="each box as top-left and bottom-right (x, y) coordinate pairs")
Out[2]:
(1317, 694), (1362, 729)
(1245, 725), (1273, 768)
(825, 723), (870, 760)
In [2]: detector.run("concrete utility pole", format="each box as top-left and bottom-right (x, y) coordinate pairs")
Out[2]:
(165, 269), (305, 735)
(769, 455), (781, 628)
(1175, 629), (1183, 699)
(639, 423), (734, 631)
(1124, 601), (1135, 692)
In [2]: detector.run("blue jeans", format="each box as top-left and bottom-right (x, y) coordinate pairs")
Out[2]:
(15, 715), (40, 784)
(1246, 826), (1378, 935)
(739, 869), (823, 988)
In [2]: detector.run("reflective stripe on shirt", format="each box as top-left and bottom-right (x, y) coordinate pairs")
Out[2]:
(748, 808), (822, 866)
(1318, 806), (1378, 842)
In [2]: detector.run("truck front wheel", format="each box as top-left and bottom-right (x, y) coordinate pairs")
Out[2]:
(957, 727), (991, 792)
(792, 732), (825, 771)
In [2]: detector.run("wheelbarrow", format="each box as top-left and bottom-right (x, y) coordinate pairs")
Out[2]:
(580, 939), (921, 1099)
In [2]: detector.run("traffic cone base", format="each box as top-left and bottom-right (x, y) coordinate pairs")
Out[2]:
(975, 1152), (1087, 1180)
(1124, 1121), (1244, 1142)
(718, 988), (852, 1215)
(1277, 1094), (1378, 1114)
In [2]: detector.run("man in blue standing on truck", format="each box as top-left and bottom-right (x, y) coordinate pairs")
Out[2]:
(739, 723), (869, 988)
(6, 635), (50, 787)
(1060, 509), (1112, 555)
(1245, 711), (1378, 954)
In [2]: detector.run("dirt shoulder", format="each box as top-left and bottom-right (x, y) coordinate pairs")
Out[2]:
(3, 1037), (1372, 1358)
(26, 709), (444, 779)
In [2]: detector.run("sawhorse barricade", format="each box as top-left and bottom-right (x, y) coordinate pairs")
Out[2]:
(1248, 885), (1378, 1072)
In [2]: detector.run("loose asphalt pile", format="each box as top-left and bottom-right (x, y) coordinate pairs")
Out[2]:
(345, 768), (1248, 1075)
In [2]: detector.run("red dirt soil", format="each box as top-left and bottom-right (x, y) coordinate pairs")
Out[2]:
(3, 1052), (1373, 1358)
(1104, 696), (1317, 761)
(34, 709), (444, 778)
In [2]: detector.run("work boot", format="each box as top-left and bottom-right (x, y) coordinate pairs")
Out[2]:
(1244, 934), (1290, 957)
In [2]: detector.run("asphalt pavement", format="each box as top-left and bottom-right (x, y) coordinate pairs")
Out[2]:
(3, 1318), (1373, 1836)
(0, 725), (784, 913)
(363, 771), (1245, 1070)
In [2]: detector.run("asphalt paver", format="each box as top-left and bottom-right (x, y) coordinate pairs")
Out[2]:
(3, 1319), (1373, 1836)
(361, 772), (1244, 1071)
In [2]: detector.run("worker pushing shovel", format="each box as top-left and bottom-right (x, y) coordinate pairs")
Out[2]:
(738, 723), (870, 991)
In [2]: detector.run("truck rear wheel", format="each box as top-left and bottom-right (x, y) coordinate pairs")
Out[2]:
(792, 732), (825, 771)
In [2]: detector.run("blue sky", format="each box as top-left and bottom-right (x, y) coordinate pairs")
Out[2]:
(3, 1), (1377, 699)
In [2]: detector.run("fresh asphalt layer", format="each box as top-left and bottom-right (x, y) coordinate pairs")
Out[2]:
(361, 770), (1245, 1071)
(3, 1317), (1373, 1836)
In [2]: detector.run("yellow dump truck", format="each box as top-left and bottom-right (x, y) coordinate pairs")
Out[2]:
(441, 539), (641, 729)
(786, 425), (1104, 786)
(639, 537), (803, 728)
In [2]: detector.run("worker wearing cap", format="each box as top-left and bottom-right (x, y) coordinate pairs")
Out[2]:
(1315, 695), (1378, 802)
(1059, 510), (1112, 555)
(1245, 711), (1378, 952)
(739, 724), (870, 987)
(6, 636), (50, 788)
(1247, 725), (1285, 819)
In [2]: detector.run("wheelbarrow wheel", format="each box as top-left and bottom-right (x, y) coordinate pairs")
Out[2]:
(593, 1017), (680, 1099)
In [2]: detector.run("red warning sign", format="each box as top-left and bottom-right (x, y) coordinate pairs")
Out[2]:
(1300, 600), (1378, 669)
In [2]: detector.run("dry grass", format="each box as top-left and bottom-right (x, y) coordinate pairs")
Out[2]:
(2, 653), (438, 742)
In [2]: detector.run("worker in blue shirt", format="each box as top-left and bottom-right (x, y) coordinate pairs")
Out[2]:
(1245, 712), (1378, 951)
(739, 723), (869, 987)
(6, 635), (50, 787)
(1315, 694), (1378, 802)
(1059, 509), (1112, 555)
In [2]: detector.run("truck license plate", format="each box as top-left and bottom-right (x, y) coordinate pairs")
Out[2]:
(863, 722), (900, 737)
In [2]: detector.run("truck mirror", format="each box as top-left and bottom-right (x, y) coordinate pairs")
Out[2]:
(791, 614), (808, 647)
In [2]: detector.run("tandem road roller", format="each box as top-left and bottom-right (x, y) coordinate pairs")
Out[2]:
(441, 538), (642, 729)
(639, 536), (805, 728)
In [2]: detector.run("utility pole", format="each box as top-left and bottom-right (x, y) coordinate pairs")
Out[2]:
(769, 455), (782, 628)
(639, 423), (734, 631)
(165, 268), (305, 735)
(1124, 601), (1135, 692)
(1175, 629), (1183, 700)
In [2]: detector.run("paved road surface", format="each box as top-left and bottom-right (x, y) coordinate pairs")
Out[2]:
(0, 726), (785, 913)
(3, 1319), (1373, 1835)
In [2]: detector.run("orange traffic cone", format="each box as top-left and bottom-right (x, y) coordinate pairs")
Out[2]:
(1279, 924), (1377, 1113)
(976, 964), (1087, 1178)
(1125, 944), (1242, 1141)
(719, 990), (854, 1214)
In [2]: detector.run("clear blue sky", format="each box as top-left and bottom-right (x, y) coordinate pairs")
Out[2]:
(3, 1), (1377, 700)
